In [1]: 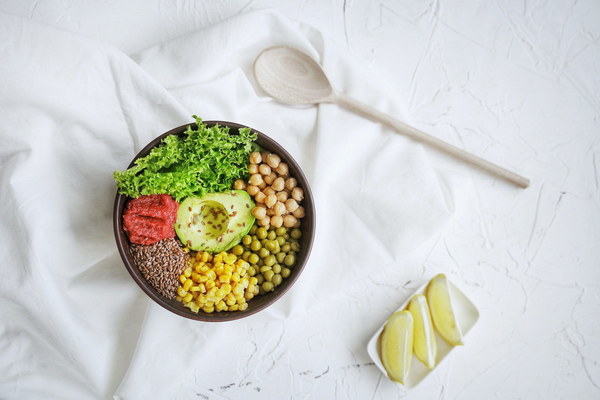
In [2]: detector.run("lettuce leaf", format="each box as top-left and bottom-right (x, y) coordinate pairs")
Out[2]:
(113, 116), (258, 201)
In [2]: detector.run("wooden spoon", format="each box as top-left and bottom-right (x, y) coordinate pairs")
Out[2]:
(253, 46), (529, 188)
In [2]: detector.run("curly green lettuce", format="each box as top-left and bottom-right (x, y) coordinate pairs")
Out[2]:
(113, 116), (258, 201)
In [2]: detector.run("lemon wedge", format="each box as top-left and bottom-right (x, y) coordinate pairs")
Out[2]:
(407, 294), (437, 369)
(426, 273), (463, 346)
(380, 310), (414, 384)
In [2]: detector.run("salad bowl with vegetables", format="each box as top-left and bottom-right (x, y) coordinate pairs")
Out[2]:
(113, 117), (315, 321)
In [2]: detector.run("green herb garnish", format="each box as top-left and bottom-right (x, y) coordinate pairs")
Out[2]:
(113, 116), (258, 201)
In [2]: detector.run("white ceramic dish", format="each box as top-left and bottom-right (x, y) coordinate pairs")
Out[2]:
(367, 277), (479, 388)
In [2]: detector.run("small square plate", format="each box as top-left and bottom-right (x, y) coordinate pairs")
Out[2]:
(366, 277), (479, 388)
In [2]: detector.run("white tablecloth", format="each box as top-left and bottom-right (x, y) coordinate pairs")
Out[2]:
(1, 1), (599, 399)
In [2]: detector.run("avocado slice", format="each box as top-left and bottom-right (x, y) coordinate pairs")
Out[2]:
(175, 190), (255, 252)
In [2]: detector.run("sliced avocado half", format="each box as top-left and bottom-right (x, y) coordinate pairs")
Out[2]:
(175, 190), (255, 252)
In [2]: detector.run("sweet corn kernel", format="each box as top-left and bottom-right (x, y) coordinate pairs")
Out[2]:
(191, 272), (202, 282)
(213, 254), (223, 264)
(249, 277), (258, 286)
(183, 279), (193, 291)
(244, 292), (254, 301)
(189, 303), (200, 313)
(177, 287), (187, 297)
(200, 265), (210, 274)
(216, 300), (227, 311)
(224, 265), (234, 275)
(205, 280), (216, 289)
(232, 272), (241, 282)
(226, 297), (236, 306)
(215, 265), (225, 275)
(199, 275), (208, 283)
(239, 303), (248, 311)
(175, 295), (183, 302)
(184, 267), (192, 277)
(179, 275), (187, 284)
(183, 293), (193, 303)
(219, 274), (231, 283)
(198, 283), (206, 293)
(228, 304), (239, 311)
(202, 305), (214, 313)
(206, 270), (216, 281)
(221, 283), (232, 294)
(201, 252), (209, 262)
(224, 253), (237, 265)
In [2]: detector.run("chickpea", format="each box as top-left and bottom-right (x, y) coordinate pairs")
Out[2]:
(257, 181), (267, 190)
(265, 194), (277, 208)
(270, 215), (283, 228)
(293, 219), (301, 228)
(285, 198), (299, 213)
(264, 172), (276, 185)
(291, 187), (304, 202)
(285, 177), (297, 191)
(261, 151), (270, 162)
(255, 192), (267, 203)
(276, 190), (289, 202)
(292, 205), (305, 219)
(273, 201), (286, 216)
(249, 152), (262, 164)
(248, 164), (258, 174)
(283, 214), (297, 228)
(259, 217), (271, 227)
(266, 153), (281, 168)
(275, 162), (289, 176)
(233, 179), (246, 190)
(266, 207), (275, 216)
(252, 206), (267, 219)
(246, 185), (260, 196)
(263, 187), (276, 196)
(272, 177), (285, 191)
(258, 163), (271, 176)
(249, 174), (264, 186)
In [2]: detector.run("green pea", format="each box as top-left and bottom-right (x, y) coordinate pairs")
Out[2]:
(260, 265), (272, 273)
(263, 270), (275, 282)
(272, 274), (282, 286)
(248, 253), (259, 265)
(250, 240), (262, 252)
(283, 233), (289, 240)
(291, 228), (302, 239)
(258, 248), (270, 258)
(290, 242), (300, 252)
(249, 224), (258, 235)
(265, 240), (277, 252)
(248, 266), (257, 276)
(256, 275), (265, 284)
(264, 255), (276, 267)
(267, 231), (276, 240)
(281, 244), (291, 253)
(276, 252), (286, 263)
(242, 235), (252, 246)
(262, 281), (274, 292)
(275, 227), (287, 236)
(256, 227), (268, 239)
(242, 251), (252, 261)
(276, 236), (286, 246)
(272, 263), (282, 274)
(231, 245), (244, 256)
(284, 254), (296, 266)
(281, 268), (291, 278)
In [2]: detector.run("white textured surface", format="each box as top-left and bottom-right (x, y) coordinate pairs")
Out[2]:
(1, 1), (599, 399)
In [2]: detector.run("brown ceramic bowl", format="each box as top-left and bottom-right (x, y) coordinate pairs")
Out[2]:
(113, 121), (315, 322)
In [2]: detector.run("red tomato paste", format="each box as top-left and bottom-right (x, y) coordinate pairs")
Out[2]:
(123, 194), (179, 245)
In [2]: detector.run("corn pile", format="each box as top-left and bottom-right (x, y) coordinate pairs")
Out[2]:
(175, 250), (259, 313)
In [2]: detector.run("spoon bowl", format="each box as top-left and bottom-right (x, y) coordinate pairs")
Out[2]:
(254, 46), (333, 104)
(252, 46), (529, 188)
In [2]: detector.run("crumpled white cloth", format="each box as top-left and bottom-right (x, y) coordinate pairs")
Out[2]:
(0, 9), (466, 400)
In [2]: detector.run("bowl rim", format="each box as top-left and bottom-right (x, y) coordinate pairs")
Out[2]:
(113, 120), (315, 322)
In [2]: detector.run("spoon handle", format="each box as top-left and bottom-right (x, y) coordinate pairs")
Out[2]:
(332, 93), (529, 188)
